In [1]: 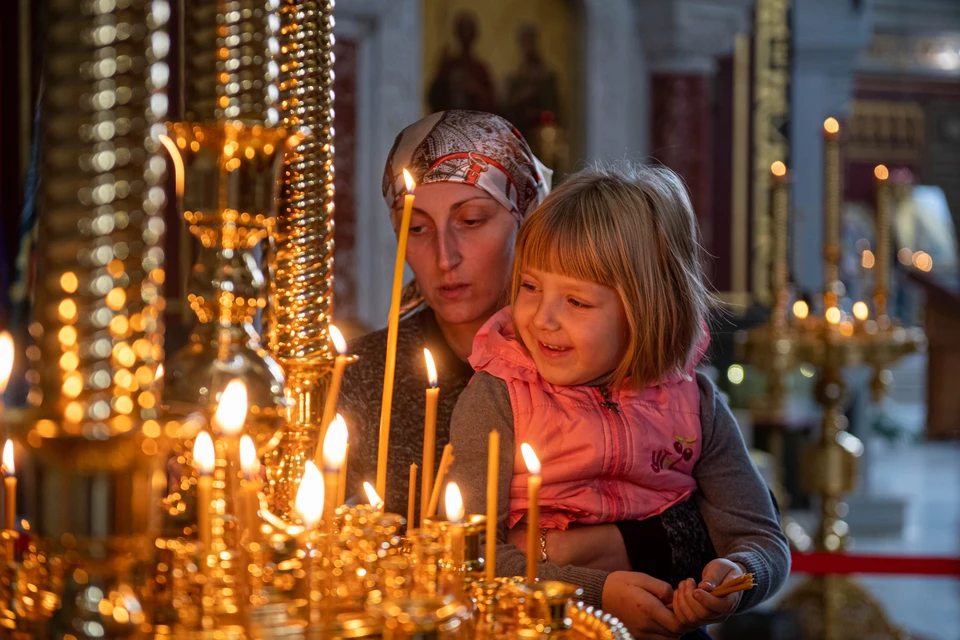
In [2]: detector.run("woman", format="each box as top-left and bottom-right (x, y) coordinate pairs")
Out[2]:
(338, 111), (727, 638)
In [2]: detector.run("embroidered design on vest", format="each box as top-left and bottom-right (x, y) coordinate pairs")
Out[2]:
(650, 435), (697, 473)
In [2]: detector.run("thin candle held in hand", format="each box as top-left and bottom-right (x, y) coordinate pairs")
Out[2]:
(420, 348), (439, 527)
(377, 169), (417, 498)
(319, 325), (350, 447)
(485, 430), (500, 583)
(321, 414), (348, 527)
(193, 432), (215, 552)
(520, 443), (541, 584)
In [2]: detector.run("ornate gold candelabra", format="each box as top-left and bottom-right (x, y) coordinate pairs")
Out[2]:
(4, 0), (638, 637)
(738, 121), (925, 640)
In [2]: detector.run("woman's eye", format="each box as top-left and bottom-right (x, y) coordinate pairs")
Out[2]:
(408, 224), (427, 234)
(461, 217), (486, 227)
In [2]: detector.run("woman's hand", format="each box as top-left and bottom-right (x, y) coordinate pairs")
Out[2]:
(507, 524), (631, 572)
(670, 559), (745, 628)
(601, 572), (698, 639)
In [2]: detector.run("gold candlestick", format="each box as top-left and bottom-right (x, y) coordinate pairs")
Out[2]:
(822, 117), (843, 310)
(873, 164), (892, 320)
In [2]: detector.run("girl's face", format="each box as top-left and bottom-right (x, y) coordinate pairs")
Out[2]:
(402, 183), (519, 328)
(513, 267), (630, 386)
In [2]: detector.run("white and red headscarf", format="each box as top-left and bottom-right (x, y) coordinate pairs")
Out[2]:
(382, 110), (552, 223)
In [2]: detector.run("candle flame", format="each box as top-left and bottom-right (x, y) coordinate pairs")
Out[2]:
(2, 441), (14, 476)
(445, 482), (464, 522)
(240, 435), (259, 476)
(363, 481), (383, 509)
(295, 461), (324, 528)
(402, 168), (416, 193)
(155, 364), (164, 381)
(424, 348), (438, 388)
(823, 117), (840, 135)
(770, 161), (787, 177)
(793, 300), (810, 320)
(0, 331), (13, 394)
(215, 379), (248, 435)
(874, 164), (889, 181)
(852, 301), (869, 322)
(322, 414), (349, 470)
(329, 325), (347, 356)
(520, 443), (541, 475)
(192, 432), (215, 475)
(158, 134), (184, 197)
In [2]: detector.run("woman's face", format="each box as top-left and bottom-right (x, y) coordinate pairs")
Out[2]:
(400, 182), (519, 327)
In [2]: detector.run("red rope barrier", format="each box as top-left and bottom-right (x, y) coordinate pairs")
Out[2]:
(791, 552), (960, 577)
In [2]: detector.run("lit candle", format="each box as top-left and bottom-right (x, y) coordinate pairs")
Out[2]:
(0, 332), (13, 416)
(296, 461), (324, 532)
(337, 443), (349, 506)
(318, 325), (351, 448)
(822, 117), (842, 306)
(214, 379), (248, 468)
(420, 348), (439, 527)
(376, 169), (417, 498)
(321, 414), (348, 527)
(873, 165), (891, 319)
(193, 431), (215, 552)
(239, 435), (262, 543)
(770, 162), (789, 297)
(407, 463), (418, 531)
(520, 443), (541, 584)
(485, 430), (500, 583)
(427, 444), (455, 519)
(2, 441), (15, 560)
(363, 481), (384, 513)
(445, 482), (465, 571)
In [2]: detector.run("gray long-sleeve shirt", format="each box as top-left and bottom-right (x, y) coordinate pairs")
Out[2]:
(448, 370), (790, 611)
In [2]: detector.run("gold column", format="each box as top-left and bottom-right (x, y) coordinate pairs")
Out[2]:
(11, 0), (170, 634)
(268, 0), (338, 518)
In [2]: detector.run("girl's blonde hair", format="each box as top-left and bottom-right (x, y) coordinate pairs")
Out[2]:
(511, 163), (711, 388)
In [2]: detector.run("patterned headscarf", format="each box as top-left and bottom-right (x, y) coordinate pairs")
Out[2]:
(383, 110), (552, 222)
(382, 111), (552, 315)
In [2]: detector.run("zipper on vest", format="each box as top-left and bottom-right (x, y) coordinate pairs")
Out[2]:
(598, 385), (620, 413)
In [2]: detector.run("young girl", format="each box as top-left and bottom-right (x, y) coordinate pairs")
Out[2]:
(449, 164), (790, 637)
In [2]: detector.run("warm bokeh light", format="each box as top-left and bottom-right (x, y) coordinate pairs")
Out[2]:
(60, 272), (79, 293)
(329, 325), (347, 356)
(322, 414), (349, 470)
(912, 251), (933, 272)
(727, 365), (745, 385)
(874, 164), (889, 180)
(158, 135), (185, 196)
(155, 364), (164, 381)
(363, 481), (383, 509)
(898, 248), (913, 265)
(215, 380), (248, 435)
(825, 307), (842, 325)
(192, 432), (215, 474)
(402, 168), (416, 193)
(2, 441), (14, 476)
(520, 443), (541, 476)
(823, 117), (840, 135)
(424, 348), (438, 388)
(861, 250), (875, 269)
(793, 300), (810, 320)
(240, 435), (259, 477)
(296, 462), (324, 528)
(0, 331), (13, 394)
(852, 301), (869, 322)
(445, 482), (464, 523)
(770, 161), (787, 177)
(839, 321), (855, 337)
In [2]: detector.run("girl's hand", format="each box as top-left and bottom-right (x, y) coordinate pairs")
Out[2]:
(671, 559), (745, 628)
(602, 572), (698, 639)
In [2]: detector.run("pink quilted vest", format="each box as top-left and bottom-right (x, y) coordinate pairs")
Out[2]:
(469, 308), (707, 530)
